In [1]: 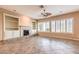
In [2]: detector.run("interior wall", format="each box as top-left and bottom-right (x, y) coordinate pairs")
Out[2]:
(38, 11), (79, 40)
(19, 16), (32, 27)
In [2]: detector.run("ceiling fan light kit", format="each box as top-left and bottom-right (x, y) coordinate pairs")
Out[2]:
(40, 5), (52, 17)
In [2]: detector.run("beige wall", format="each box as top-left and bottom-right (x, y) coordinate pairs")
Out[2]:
(19, 16), (32, 27)
(38, 11), (79, 40)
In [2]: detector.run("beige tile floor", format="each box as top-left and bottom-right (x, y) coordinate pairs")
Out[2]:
(0, 36), (79, 54)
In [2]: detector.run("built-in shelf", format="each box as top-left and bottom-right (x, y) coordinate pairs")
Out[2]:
(5, 28), (19, 30)
(5, 15), (19, 30)
(4, 13), (20, 40)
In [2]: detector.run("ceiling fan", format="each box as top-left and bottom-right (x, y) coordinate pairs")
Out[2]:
(39, 5), (52, 17)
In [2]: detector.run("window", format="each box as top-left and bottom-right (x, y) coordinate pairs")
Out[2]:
(38, 22), (50, 32)
(66, 18), (73, 33)
(56, 20), (61, 32)
(44, 21), (50, 32)
(61, 20), (66, 32)
(38, 22), (45, 32)
(51, 21), (55, 32)
(38, 17), (73, 33)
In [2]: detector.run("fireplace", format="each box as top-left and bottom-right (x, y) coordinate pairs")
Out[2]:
(23, 30), (29, 36)
(20, 26), (31, 37)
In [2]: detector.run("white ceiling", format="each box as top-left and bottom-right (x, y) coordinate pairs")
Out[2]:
(0, 5), (79, 19)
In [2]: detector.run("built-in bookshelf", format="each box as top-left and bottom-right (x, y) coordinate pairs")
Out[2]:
(5, 14), (19, 30)
(4, 13), (20, 40)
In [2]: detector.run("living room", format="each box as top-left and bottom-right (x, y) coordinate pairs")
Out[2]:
(0, 5), (79, 54)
